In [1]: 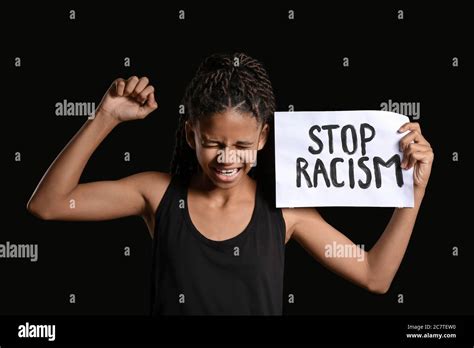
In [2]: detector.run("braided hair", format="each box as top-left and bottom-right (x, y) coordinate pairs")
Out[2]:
(170, 52), (276, 196)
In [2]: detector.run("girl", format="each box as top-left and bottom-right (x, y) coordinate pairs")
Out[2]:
(27, 53), (434, 315)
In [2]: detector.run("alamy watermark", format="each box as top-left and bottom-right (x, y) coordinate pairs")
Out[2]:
(55, 99), (96, 119)
(18, 322), (55, 341)
(0, 241), (38, 262)
(324, 241), (365, 262)
(380, 99), (420, 120)
(217, 149), (257, 166)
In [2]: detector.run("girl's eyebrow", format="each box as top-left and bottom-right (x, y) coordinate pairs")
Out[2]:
(201, 136), (254, 146)
(235, 140), (254, 145)
(201, 136), (219, 143)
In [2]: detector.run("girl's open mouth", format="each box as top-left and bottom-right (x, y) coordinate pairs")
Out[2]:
(212, 167), (242, 182)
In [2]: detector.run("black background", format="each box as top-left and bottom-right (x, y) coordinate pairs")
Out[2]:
(2, 1), (472, 322)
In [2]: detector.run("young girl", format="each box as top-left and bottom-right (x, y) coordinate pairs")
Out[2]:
(27, 53), (434, 315)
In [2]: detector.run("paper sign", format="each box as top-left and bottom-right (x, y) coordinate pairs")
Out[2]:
(274, 111), (414, 207)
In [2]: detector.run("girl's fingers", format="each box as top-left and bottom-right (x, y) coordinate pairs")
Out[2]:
(399, 130), (431, 151)
(115, 78), (125, 96)
(398, 122), (422, 134)
(401, 143), (430, 167)
(131, 76), (149, 97)
(402, 146), (434, 169)
(123, 76), (139, 96)
(137, 92), (158, 118)
(413, 150), (434, 163)
(145, 92), (158, 110)
(407, 150), (434, 169)
(137, 85), (154, 104)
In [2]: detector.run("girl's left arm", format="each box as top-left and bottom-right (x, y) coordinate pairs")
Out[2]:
(285, 122), (434, 294)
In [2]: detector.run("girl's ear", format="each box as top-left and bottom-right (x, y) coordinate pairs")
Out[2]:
(257, 123), (269, 150)
(185, 120), (196, 150)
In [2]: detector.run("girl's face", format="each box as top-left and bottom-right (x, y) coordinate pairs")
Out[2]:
(185, 108), (269, 189)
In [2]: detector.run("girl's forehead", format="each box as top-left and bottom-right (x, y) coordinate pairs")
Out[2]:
(196, 110), (261, 133)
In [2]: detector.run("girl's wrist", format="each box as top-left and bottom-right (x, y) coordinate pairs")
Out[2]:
(94, 109), (121, 128)
(414, 186), (426, 205)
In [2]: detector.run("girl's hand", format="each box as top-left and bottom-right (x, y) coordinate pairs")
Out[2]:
(96, 76), (158, 122)
(398, 122), (434, 190)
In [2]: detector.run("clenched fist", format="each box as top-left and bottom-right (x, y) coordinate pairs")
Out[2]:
(97, 76), (158, 122)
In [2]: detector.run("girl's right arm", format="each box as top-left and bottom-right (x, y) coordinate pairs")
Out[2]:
(27, 76), (168, 224)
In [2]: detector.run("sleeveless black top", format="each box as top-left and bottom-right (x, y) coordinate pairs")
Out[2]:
(150, 176), (286, 315)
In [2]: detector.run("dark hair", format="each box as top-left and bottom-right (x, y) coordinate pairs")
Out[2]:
(170, 52), (277, 196)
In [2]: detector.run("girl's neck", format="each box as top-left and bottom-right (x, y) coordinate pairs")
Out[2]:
(190, 170), (255, 205)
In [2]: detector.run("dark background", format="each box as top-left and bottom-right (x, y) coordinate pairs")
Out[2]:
(2, 1), (472, 316)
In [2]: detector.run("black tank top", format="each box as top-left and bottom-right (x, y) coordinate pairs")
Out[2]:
(150, 175), (286, 315)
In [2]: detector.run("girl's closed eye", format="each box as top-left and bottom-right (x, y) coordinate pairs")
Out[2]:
(202, 142), (221, 148)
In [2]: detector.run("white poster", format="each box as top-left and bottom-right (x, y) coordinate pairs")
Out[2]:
(274, 111), (414, 207)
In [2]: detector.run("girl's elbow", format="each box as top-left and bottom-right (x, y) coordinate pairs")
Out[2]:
(366, 279), (391, 295)
(27, 198), (55, 220)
